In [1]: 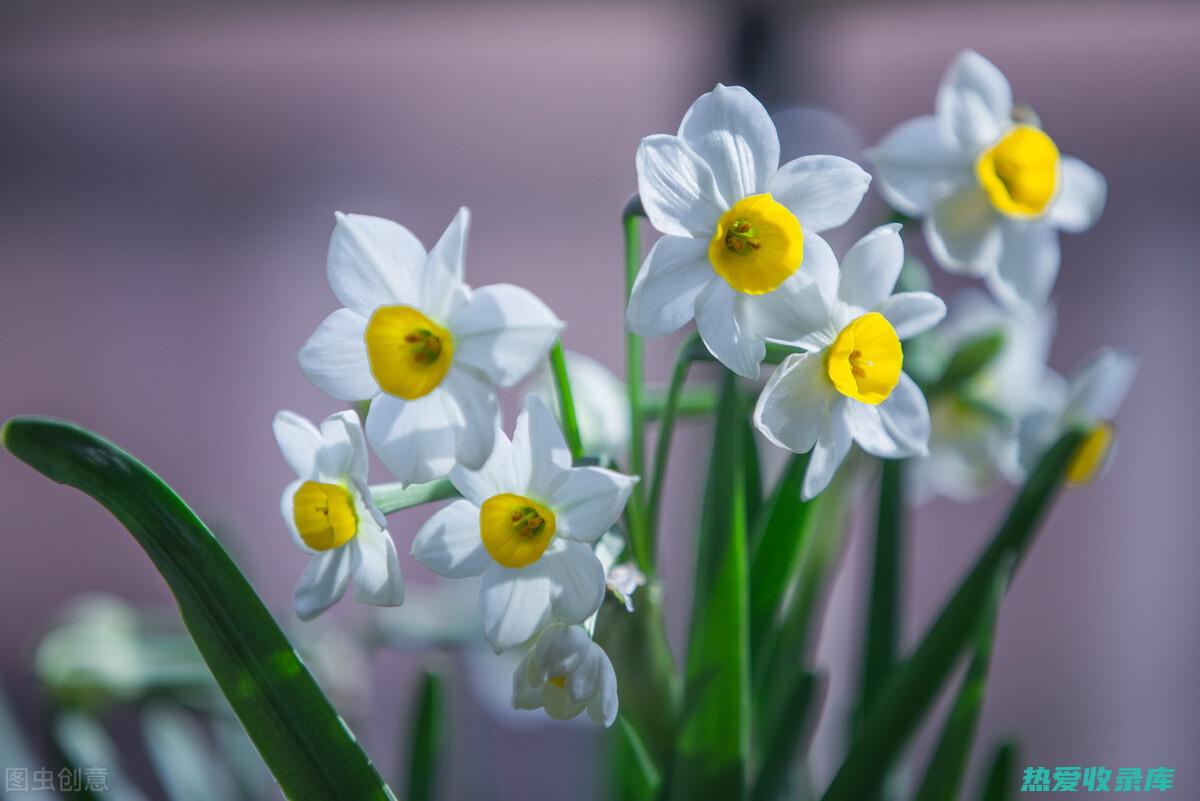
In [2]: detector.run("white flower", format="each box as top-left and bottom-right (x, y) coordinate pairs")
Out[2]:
(1016, 348), (1136, 483)
(298, 208), (563, 485)
(273, 410), (404, 620)
(868, 50), (1107, 308)
(511, 623), (618, 727)
(411, 396), (638, 652)
(527, 350), (630, 460)
(915, 289), (1065, 502)
(628, 83), (871, 378)
(752, 225), (946, 499)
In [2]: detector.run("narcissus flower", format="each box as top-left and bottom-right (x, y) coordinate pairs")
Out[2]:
(512, 623), (618, 727)
(752, 225), (945, 499)
(411, 397), (637, 652)
(273, 410), (403, 620)
(299, 208), (563, 484)
(628, 83), (871, 378)
(869, 51), (1106, 307)
(1017, 348), (1136, 484)
(915, 289), (1064, 502)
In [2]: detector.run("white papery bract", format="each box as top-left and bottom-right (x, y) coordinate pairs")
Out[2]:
(273, 410), (404, 620)
(752, 225), (946, 499)
(628, 83), (871, 378)
(1016, 347), (1136, 480)
(512, 623), (618, 727)
(868, 50), (1107, 308)
(298, 208), (563, 485)
(411, 396), (637, 653)
(528, 350), (630, 461)
(915, 289), (1065, 502)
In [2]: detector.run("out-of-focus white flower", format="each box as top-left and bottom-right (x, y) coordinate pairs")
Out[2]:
(298, 208), (563, 484)
(593, 530), (644, 614)
(273, 410), (403, 620)
(915, 289), (1065, 502)
(752, 225), (946, 499)
(411, 397), (637, 652)
(1017, 348), (1136, 484)
(869, 50), (1106, 308)
(628, 83), (871, 378)
(512, 623), (618, 727)
(527, 350), (629, 460)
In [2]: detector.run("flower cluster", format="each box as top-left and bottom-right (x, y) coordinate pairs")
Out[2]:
(271, 49), (1134, 729)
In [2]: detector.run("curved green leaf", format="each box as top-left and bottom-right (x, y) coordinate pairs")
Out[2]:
(3, 417), (395, 801)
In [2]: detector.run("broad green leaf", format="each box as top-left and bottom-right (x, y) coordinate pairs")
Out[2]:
(406, 671), (444, 801)
(669, 371), (750, 801)
(819, 428), (1087, 801)
(750, 670), (824, 801)
(980, 741), (1018, 801)
(913, 563), (1010, 801)
(3, 417), (395, 801)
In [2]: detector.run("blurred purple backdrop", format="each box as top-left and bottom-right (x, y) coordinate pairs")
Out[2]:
(2, 3), (1198, 798)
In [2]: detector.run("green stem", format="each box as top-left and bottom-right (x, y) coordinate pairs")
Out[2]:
(371, 479), (457, 514)
(644, 387), (716, 419)
(647, 334), (706, 532)
(859, 460), (904, 725)
(548, 340), (584, 462)
(623, 197), (652, 575)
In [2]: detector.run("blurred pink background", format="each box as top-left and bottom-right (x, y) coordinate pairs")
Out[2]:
(2, 3), (1198, 798)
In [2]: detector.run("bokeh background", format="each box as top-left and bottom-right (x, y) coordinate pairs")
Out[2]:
(2, 2), (1198, 798)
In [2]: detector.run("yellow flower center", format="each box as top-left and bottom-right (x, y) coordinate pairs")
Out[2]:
(292, 481), (358, 551)
(707, 193), (804, 295)
(364, 305), (454, 400)
(975, 125), (1060, 217)
(826, 313), (903, 405)
(1066, 422), (1114, 486)
(548, 675), (567, 689)
(479, 493), (557, 569)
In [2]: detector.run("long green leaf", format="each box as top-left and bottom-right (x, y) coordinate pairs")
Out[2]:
(858, 459), (905, 725)
(750, 670), (824, 801)
(819, 428), (1087, 801)
(980, 741), (1017, 801)
(406, 671), (444, 801)
(613, 715), (663, 801)
(669, 371), (750, 801)
(3, 417), (395, 801)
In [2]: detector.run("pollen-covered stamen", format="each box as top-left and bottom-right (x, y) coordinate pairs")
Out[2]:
(480, 493), (558, 568)
(510, 507), (546, 536)
(548, 675), (567, 689)
(404, 329), (443, 365)
(723, 219), (761, 254)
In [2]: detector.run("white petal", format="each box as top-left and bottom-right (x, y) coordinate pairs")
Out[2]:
(297, 309), (378, 402)
(451, 284), (563, 387)
(327, 212), (424, 317)
(767, 155), (871, 233)
(450, 427), (520, 506)
(1065, 348), (1137, 422)
(753, 352), (830, 454)
(280, 480), (316, 555)
(935, 51), (1012, 150)
(511, 651), (545, 710)
(512, 395), (572, 499)
(694, 280), (765, 379)
(743, 261), (837, 350)
(678, 83), (780, 202)
(586, 649), (619, 727)
(625, 236), (713, 338)
(317, 410), (367, 482)
(545, 467), (637, 543)
(802, 399), (851, 500)
(867, 115), (972, 216)
(988, 221), (1060, 308)
(636, 134), (726, 237)
(293, 548), (353, 621)
(420, 207), (472, 323)
(440, 367), (501, 471)
(411, 499), (490, 578)
(874, 292), (947, 339)
(366, 393), (456, 485)
(351, 522), (404, 607)
(273, 411), (321, 480)
(1049, 157), (1106, 233)
(480, 564), (553, 653)
(543, 541), (607, 624)
(838, 224), (904, 310)
(843, 402), (903, 458)
(878, 373), (932, 456)
(532, 622), (590, 677)
(924, 184), (1002, 276)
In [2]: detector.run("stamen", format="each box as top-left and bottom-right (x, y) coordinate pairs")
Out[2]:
(724, 219), (761, 254)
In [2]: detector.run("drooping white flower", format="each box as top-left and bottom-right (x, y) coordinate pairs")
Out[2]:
(511, 623), (618, 727)
(527, 350), (630, 460)
(752, 225), (946, 499)
(1016, 348), (1136, 484)
(915, 289), (1065, 502)
(868, 50), (1107, 308)
(299, 208), (563, 485)
(628, 84), (871, 378)
(273, 410), (404, 620)
(411, 396), (637, 652)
